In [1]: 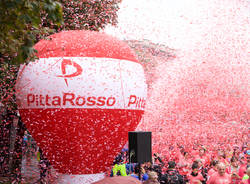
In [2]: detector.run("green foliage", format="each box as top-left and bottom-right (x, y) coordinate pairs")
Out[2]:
(0, 0), (63, 65)
(0, 0), (121, 65)
(59, 0), (121, 31)
(0, 63), (18, 113)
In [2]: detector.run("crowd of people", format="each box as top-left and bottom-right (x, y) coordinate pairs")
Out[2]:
(110, 143), (250, 184)
(19, 131), (250, 184)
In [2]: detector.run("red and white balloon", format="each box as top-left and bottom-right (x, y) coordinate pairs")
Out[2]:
(16, 30), (147, 175)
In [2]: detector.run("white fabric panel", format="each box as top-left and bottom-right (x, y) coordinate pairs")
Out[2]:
(16, 57), (147, 110)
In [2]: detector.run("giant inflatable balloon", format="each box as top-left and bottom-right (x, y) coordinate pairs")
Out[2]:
(16, 30), (147, 178)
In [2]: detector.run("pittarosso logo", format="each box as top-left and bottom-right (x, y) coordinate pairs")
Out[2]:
(57, 59), (83, 86)
(26, 93), (146, 108)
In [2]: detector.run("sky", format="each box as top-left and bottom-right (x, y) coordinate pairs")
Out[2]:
(105, 0), (250, 50)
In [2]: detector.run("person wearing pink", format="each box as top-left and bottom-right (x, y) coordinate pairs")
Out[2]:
(178, 152), (191, 174)
(207, 162), (231, 184)
(188, 162), (204, 184)
(227, 156), (241, 184)
(239, 155), (250, 178)
(178, 151), (192, 182)
(241, 167), (250, 184)
(207, 160), (218, 180)
(239, 164), (247, 178)
(216, 150), (230, 166)
(195, 147), (210, 167)
(191, 144), (200, 161)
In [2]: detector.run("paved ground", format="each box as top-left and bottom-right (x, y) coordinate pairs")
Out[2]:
(0, 150), (40, 184)
(21, 153), (40, 183)
(20, 149), (58, 183)
(0, 176), (10, 184)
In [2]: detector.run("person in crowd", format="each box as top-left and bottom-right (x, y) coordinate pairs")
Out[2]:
(216, 149), (229, 166)
(121, 148), (129, 162)
(239, 153), (250, 178)
(143, 171), (160, 184)
(178, 151), (191, 183)
(131, 163), (149, 181)
(111, 150), (136, 175)
(111, 155), (127, 176)
(153, 153), (165, 168)
(239, 144), (248, 163)
(227, 156), (241, 184)
(188, 162), (205, 184)
(126, 162), (136, 175)
(207, 160), (218, 180)
(194, 159), (208, 183)
(233, 146), (241, 159)
(23, 130), (29, 147)
(152, 153), (165, 181)
(241, 166), (250, 183)
(195, 147), (210, 167)
(160, 161), (184, 184)
(141, 153), (164, 182)
(190, 144), (201, 161)
(207, 162), (231, 184)
(176, 145), (185, 163)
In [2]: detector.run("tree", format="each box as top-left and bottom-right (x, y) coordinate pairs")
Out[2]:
(0, 0), (63, 65)
(59, 0), (121, 31)
(0, 0), (121, 65)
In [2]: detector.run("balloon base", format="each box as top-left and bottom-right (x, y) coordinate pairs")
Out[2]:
(57, 173), (105, 184)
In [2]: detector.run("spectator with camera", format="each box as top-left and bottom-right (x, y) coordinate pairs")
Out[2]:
(152, 153), (165, 180)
